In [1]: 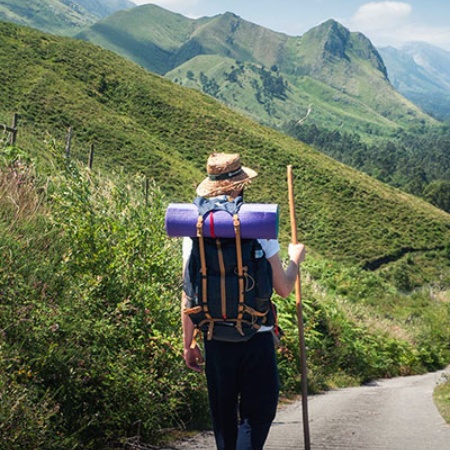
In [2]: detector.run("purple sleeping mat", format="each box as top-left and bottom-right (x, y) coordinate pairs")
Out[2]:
(165, 203), (279, 239)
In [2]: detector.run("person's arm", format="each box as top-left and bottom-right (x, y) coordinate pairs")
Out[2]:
(181, 263), (204, 372)
(268, 243), (306, 298)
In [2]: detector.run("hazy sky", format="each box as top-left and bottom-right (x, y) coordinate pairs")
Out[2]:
(131, 1), (450, 50)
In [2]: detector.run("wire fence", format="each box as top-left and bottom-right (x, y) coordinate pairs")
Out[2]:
(0, 113), (18, 145)
(1, 112), (96, 167)
(1, 112), (153, 204)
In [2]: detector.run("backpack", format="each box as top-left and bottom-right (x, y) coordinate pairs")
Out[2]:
(183, 196), (276, 342)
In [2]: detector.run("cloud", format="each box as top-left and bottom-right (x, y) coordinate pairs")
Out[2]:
(390, 25), (450, 49)
(350, 1), (412, 31)
(346, 2), (450, 50)
(132, 0), (199, 8)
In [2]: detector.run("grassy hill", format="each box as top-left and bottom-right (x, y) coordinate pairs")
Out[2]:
(1, 21), (450, 448)
(0, 0), (134, 36)
(3, 3), (447, 207)
(1, 21), (450, 269)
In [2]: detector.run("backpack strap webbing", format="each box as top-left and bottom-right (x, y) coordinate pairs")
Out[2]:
(233, 213), (245, 337)
(196, 215), (215, 340)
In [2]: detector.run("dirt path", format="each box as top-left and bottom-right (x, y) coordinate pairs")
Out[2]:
(160, 366), (450, 449)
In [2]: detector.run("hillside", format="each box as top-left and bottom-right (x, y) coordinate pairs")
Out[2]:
(76, 5), (437, 137)
(0, 0), (135, 36)
(1, 21), (450, 272)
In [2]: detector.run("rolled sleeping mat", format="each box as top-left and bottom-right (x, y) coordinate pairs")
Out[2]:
(165, 203), (279, 239)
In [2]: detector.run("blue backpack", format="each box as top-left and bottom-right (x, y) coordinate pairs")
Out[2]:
(183, 196), (276, 342)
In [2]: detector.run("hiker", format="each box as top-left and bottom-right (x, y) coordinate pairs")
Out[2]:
(181, 152), (305, 450)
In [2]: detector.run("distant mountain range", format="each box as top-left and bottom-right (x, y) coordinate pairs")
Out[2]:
(1, 1), (449, 124)
(74, 4), (438, 138)
(379, 43), (450, 120)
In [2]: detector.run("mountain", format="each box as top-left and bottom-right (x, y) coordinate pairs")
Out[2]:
(76, 5), (437, 137)
(3, 3), (448, 210)
(0, 0), (135, 35)
(76, 4), (204, 74)
(1, 21), (449, 273)
(380, 42), (450, 120)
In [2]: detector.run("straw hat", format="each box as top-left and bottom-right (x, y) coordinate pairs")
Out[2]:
(196, 153), (258, 197)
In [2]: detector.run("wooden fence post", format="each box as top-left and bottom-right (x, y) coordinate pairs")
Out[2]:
(1, 113), (19, 145)
(144, 177), (149, 206)
(10, 113), (18, 145)
(65, 126), (73, 159)
(88, 144), (94, 169)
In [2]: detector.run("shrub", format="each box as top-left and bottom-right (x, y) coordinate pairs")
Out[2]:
(0, 156), (209, 448)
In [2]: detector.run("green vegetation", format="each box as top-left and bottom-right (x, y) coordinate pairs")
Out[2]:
(0, 0), (133, 36)
(1, 22), (450, 447)
(0, 148), (209, 448)
(75, 6), (437, 137)
(78, 5), (450, 204)
(434, 377), (450, 424)
(283, 122), (450, 212)
(1, 145), (449, 447)
(2, 21), (449, 270)
(4, 5), (448, 207)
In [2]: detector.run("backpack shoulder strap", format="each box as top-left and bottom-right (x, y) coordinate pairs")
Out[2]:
(233, 213), (245, 337)
(195, 214), (214, 339)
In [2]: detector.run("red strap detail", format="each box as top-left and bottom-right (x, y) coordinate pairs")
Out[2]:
(209, 211), (216, 238)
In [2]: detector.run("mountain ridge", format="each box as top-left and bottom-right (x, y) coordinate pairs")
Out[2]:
(380, 42), (450, 119)
(75, 5), (437, 137)
(1, 1), (449, 122)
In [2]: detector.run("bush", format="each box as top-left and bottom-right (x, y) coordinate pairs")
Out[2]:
(0, 156), (209, 448)
(274, 257), (450, 392)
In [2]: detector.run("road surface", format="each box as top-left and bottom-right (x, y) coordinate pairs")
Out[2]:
(159, 366), (450, 449)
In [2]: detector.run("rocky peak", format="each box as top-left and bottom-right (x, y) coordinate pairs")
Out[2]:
(304, 19), (388, 79)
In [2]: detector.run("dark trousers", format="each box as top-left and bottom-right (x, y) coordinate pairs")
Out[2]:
(204, 332), (280, 450)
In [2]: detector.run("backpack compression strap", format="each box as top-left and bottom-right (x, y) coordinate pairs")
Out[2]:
(233, 213), (245, 337)
(196, 215), (216, 340)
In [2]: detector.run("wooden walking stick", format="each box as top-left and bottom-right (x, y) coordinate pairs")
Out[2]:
(287, 165), (311, 450)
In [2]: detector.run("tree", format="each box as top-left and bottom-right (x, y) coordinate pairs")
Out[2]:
(423, 180), (450, 212)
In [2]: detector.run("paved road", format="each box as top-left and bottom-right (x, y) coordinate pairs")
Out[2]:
(161, 366), (450, 449)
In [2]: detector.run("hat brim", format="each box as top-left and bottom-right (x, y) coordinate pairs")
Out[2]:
(196, 166), (258, 197)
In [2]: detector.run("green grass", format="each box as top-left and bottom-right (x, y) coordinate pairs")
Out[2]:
(2, 20), (450, 273)
(434, 377), (450, 424)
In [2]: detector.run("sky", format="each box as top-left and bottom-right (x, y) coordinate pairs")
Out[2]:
(131, 0), (450, 51)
